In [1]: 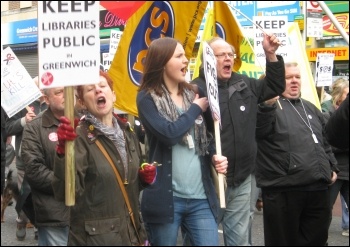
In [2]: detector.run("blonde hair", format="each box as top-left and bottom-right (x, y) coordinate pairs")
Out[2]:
(331, 78), (349, 106)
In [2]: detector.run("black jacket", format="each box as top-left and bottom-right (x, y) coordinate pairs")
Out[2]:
(325, 94), (349, 150)
(255, 97), (338, 190)
(191, 56), (285, 187)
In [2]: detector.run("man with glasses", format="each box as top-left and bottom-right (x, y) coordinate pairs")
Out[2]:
(191, 35), (285, 246)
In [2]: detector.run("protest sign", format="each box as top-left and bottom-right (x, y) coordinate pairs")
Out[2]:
(203, 42), (221, 122)
(38, 1), (100, 88)
(1, 47), (42, 118)
(315, 53), (335, 87)
(253, 16), (289, 66)
(203, 42), (225, 208)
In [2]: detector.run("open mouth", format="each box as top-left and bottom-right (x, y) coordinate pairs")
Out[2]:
(223, 65), (231, 72)
(181, 66), (187, 74)
(97, 96), (106, 106)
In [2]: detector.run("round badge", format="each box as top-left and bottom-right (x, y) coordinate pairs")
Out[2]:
(308, 115), (312, 119)
(135, 120), (141, 126)
(195, 115), (203, 125)
(89, 125), (94, 131)
(41, 72), (54, 86)
(49, 132), (58, 142)
(240, 106), (245, 111)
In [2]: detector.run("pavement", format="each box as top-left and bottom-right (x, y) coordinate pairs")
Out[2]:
(1, 162), (349, 246)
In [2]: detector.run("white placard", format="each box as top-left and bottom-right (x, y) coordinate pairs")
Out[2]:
(109, 30), (123, 59)
(1, 47), (42, 118)
(38, 1), (100, 88)
(102, 52), (111, 71)
(203, 42), (221, 121)
(315, 53), (335, 87)
(253, 16), (289, 66)
(306, 11), (323, 38)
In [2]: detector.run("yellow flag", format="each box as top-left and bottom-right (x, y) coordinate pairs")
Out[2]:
(214, 1), (244, 72)
(287, 23), (320, 109)
(193, 2), (244, 79)
(192, 9), (214, 79)
(237, 37), (265, 79)
(108, 1), (208, 116)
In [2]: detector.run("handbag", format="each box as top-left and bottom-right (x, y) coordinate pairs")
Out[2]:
(95, 140), (148, 246)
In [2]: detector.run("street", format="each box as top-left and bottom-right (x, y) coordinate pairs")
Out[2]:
(1, 162), (348, 246)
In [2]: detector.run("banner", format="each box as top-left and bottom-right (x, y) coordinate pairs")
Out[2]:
(193, 1), (244, 79)
(192, 9), (214, 80)
(100, 1), (146, 21)
(287, 23), (320, 109)
(239, 23), (320, 108)
(237, 37), (265, 79)
(108, 1), (208, 116)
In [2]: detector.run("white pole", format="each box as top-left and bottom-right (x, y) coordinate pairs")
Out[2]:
(302, 1), (307, 46)
(317, 1), (349, 45)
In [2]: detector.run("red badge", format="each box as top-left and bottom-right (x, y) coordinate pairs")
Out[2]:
(49, 132), (58, 142)
(41, 72), (54, 86)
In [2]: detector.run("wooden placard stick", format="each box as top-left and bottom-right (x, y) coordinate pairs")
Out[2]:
(64, 86), (75, 206)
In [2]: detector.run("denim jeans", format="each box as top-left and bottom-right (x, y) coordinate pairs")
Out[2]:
(222, 174), (251, 246)
(145, 196), (218, 246)
(341, 195), (349, 230)
(38, 226), (69, 246)
(248, 174), (260, 246)
(328, 179), (349, 232)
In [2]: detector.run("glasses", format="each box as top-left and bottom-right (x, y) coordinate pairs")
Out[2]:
(214, 53), (236, 59)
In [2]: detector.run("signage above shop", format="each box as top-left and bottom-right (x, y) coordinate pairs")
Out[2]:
(306, 47), (349, 61)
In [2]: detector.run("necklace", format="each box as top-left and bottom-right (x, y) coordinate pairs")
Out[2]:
(287, 98), (319, 143)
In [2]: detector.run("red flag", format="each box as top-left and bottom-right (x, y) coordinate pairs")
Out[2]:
(100, 1), (146, 21)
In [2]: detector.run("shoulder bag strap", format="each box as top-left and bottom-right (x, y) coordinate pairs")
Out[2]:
(95, 139), (142, 244)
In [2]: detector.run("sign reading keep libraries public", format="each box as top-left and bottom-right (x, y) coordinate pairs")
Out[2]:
(38, 1), (100, 88)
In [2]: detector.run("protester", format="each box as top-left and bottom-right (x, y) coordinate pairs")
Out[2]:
(325, 93), (349, 150)
(321, 78), (349, 238)
(191, 34), (285, 245)
(52, 70), (151, 245)
(255, 62), (339, 245)
(20, 86), (69, 246)
(5, 77), (47, 241)
(1, 107), (6, 200)
(137, 37), (228, 246)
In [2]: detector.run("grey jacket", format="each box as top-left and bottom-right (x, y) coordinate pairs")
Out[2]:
(6, 101), (47, 170)
(21, 108), (69, 227)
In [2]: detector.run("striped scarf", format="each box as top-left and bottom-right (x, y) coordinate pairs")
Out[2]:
(150, 84), (211, 156)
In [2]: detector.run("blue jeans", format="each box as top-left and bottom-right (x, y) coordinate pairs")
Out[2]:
(248, 174), (260, 246)
(222, 174), (251, 246)
(145, 196), (218, 246)
(341, 195), (349, 230)
(38, 226), (69, 246)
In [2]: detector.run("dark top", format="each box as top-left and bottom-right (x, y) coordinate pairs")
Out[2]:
(255, 97), (338, 190)
(191, 55), (286, 187)
(325, 94), (349, 150)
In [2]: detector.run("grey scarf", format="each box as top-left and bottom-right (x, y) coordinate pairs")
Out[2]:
(84, 111), (127, 167)
(150, 84), (210, 156)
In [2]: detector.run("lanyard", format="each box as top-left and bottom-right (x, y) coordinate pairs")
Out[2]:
(286, 98), (318, 143)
